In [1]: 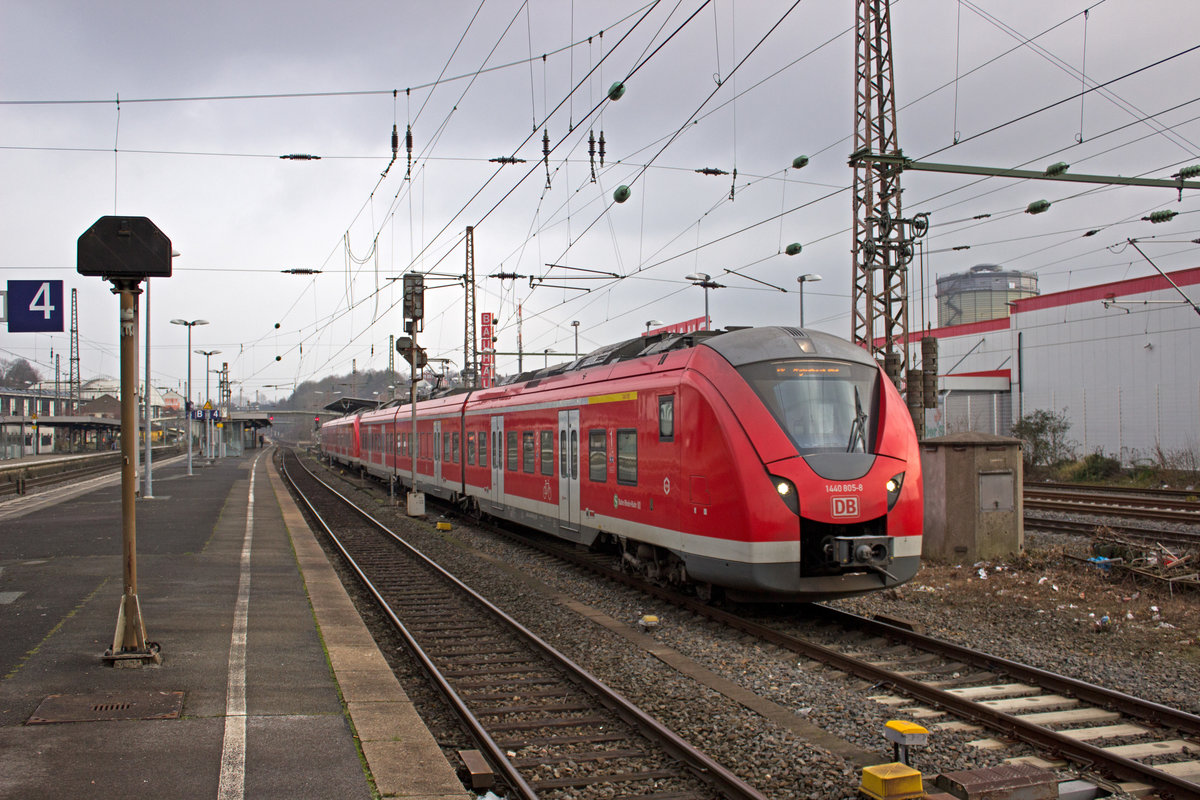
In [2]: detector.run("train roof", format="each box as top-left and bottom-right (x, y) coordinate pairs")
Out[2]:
(497, 325), (874, 388)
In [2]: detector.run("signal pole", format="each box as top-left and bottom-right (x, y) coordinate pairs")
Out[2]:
(77, 215), (171, 667)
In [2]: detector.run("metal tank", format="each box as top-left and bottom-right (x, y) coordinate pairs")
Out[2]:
(936, 264), (1038, 327)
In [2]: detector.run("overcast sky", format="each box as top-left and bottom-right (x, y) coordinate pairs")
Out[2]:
(3, 0), (1198, 403)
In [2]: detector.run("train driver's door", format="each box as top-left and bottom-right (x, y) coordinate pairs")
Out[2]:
(489, 415), (504, 506)
(557, 409), (580, 532)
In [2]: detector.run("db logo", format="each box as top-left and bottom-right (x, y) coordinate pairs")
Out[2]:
(831, 495), (860, 518)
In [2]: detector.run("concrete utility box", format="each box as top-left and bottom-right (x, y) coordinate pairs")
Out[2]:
(920, 432), (1024, 562)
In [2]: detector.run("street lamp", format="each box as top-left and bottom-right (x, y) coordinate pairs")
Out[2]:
(796, 273), (822, 328)
(571, 321), (580, 360)
(644, 319), (663, 334)
(684, 273), (725, 330)
(170, 318), (208, 476)
(196, 349), (221, 458)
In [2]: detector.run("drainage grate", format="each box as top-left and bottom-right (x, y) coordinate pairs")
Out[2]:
(28, 691), (184, 724)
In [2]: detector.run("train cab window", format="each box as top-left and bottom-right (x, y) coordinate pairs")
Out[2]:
(588, 429), (607, 482)
(522, 432), (535, 473)
(479, 431), (488, 468)
(617, 429), (637, 485)
(452, 432), (460, 463)
(507, 431), (518, 471)
(540, 430), (553, 476)
(739, 359), (880, 455)
(467, 433), (476, 465)
(658, 396), (674, 441)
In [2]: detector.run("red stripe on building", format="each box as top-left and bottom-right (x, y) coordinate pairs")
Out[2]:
(1012, 266), (1200, 314)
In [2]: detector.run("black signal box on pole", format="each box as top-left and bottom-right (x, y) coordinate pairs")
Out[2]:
(77, 216), (172, 279)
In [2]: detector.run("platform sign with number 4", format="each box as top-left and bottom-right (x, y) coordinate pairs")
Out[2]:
(3, 280), (64, 332)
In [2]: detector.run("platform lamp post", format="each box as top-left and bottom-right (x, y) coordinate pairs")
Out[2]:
(571, 320), (580, 359)
(644, 319), (662, 334)
(170, 318), (207, 476)
(684, 273), (724, 330)
(77, 215), (172, 666)
(796, 273), (822, 329)
(196, 349), (221, 459)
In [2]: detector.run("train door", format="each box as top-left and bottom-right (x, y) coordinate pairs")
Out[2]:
(490, 415), (504, 505)
(557, 409), (580, 532)
(433, 420), (442, 487)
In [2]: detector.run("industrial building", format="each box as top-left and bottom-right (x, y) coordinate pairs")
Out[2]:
(908, 264), (1200, 464)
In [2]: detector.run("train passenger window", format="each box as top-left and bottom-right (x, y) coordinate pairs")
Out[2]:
(452, 432), (460, 463)
(588, 430), (607, 482)
(444, 433), (452, 462)
(479, 431), (488, 468)
(570, 430), (578, 480)
(658, 396), (674, 441)
(617, 429), (637, 485)
(522, 432), (535, 473)
(559, 431), (567, 477)
(507, 431), (518, 471)
(467, 433), (476, 465)
(540, 431), (553, 476)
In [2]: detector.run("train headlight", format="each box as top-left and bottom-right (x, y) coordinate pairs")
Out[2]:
(886, 472), (905, 510)
(770, 475), (799, 515)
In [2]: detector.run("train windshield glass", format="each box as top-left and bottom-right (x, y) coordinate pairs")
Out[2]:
(738, 360), (879, 455)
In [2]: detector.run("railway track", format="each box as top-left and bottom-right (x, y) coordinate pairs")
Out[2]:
(404, 488), (1200, 798)
(1023, 515), (1200, 551)
(1024, 484), (1200, 526)
(279, 450), (766, 800)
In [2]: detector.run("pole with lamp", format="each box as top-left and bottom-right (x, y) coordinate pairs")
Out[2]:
(77, 215), (171, 665)
(571, 320), (580, 359)
(684, 273), (725, 330)
(644, 319), (662, 335)
(196, 349), (221, 459)
(169, 318), (207, 476)
(141, 251), (180, 498)
(796, 273), (822, 328)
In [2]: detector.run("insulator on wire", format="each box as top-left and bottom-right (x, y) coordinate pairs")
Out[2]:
(543, 129), (551, 189)
(598, 131), (606, 167)
(730, 168), (737, 201)
(391, 124), (398, 158)
(1143, 210), (1177, 224)
(405, 125), (413, 179)
(588, 131), (597, 183)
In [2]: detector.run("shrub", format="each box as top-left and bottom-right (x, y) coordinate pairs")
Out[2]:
(1011, 408), (1074, 468)
(1072, 451), (1122, 482)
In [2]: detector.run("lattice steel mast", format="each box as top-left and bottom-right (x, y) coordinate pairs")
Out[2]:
(464, 226), (478, 388)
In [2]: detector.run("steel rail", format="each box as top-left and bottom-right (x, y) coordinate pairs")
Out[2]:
(281, 451), (766, 800)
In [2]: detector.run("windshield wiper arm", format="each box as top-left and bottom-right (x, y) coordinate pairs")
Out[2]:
(846, 386), (868, 453)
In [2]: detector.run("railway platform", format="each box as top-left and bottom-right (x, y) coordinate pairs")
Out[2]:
(0, 448), (470, 800)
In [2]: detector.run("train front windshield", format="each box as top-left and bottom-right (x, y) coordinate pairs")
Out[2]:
(738, 360), (880, 455)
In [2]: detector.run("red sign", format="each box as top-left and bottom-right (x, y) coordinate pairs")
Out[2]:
(831, 496), (860, 518)
(643, 315), (709, 337)
(480, 312), (495, 388)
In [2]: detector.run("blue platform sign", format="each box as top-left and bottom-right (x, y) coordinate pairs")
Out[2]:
(7, 280), (64, 332)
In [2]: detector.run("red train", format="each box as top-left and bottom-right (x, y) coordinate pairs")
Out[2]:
(320, 326), (922, 601)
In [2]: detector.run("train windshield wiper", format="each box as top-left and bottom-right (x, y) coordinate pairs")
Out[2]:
(846, 386), (868, 453)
